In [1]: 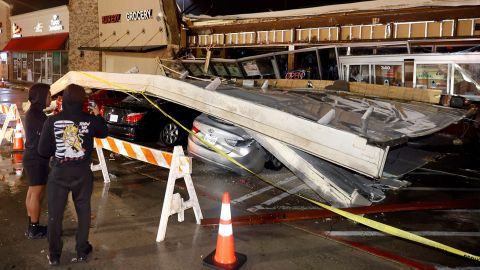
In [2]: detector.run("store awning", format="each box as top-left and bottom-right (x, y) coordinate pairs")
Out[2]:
(78, 45), (166, 53)
(3, 33), (69, 51)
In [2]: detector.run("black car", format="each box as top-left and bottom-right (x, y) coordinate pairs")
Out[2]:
(102, 95), (200, 146)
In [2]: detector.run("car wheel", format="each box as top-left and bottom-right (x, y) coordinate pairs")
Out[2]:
(264, 152), (283, 170)
(159, 122), (181, 146)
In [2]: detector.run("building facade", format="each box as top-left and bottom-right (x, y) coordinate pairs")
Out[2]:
(186, 4), (480, 49)
(4, 5), (69, 84)
(0, 0), (181, 84)
(78, 0), (179, 75)
(68, 0), (101, 72)
(180, 2), (480, 98)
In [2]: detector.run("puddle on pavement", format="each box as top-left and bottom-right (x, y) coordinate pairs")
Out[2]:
(0, 147), (26, 195)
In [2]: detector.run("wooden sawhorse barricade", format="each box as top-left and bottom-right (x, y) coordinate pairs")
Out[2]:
(91, 136), (203, 242)
(0, 104), (24, 145)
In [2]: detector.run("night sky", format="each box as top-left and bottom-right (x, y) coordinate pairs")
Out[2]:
(6, 0), (361, 16)
(177, 0), (361, 15)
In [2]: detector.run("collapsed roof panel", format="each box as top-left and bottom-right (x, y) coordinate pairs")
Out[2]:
(201, 86), (465, 146)
(248, 129), (385, 208)
(50, 71), (465, 180)
(50, 71), (389, 178)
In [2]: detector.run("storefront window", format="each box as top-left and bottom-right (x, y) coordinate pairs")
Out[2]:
(241, 60), (261, 77)
(183, 63), (203, 77)
(12, 51), (68, 84)
(212, 63), (229, 77)
(61, 52), (68, 76)
(52, 52), (61, 82)
(33, 52), (43, 83)
(453, 63), (480, 96)
(319, 48), (339, 80)
(276, 54), (288, 78)
(27, 53), (34, 82)
(294, 51), (319, 80)
(225, 63), (243, 78)
(53, 52), (61, 74)
(46, 52), (53, 84)
(374, 64), (403, 86)
(241, 58), (275, 78)
(184, 62), (215, 77)
(415, 64), (449, 93)
(256, 58), (275, 78)
(20, 53), (27, 81)
(348, 64), (370, 83)
(12, 53), (20, 81)
(343, 65), (348, 81)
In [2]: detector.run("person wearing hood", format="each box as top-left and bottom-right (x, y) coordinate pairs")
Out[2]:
(38, 84), (108, 265)
(23, 83), (51, 239)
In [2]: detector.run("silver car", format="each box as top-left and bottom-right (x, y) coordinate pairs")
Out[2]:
(187, 113), (282, 175)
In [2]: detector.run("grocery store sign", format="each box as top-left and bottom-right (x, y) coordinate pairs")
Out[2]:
(102, 14), (121, 24)
(126, 9), (153, 21)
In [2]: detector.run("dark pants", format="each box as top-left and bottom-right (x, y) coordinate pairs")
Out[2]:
(47, 165), (93, 258)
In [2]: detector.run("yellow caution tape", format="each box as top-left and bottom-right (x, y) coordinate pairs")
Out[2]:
(303, 198), (480, 262)
(78, 71), (480, 262)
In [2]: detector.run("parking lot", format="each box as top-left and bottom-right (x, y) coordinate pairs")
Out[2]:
(0, 87), (479, 269)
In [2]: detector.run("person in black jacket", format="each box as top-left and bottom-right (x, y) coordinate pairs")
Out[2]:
(38, 84), (108, 265)
(23, 83), (51, 239)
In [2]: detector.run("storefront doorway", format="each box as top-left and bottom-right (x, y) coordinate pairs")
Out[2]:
(13, 51), (67, 84)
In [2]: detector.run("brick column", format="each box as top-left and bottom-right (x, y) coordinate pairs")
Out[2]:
(68, 0), (101, 71)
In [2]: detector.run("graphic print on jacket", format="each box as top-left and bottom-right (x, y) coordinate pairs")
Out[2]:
(54, 120), (91, 160)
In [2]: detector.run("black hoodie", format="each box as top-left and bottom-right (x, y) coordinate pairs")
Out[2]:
(23, 83), (50, 165)
(38, 84), (108, 167)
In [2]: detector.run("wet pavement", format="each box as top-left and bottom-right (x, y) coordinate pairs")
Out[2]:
(0, 154), (406, 270)
(0, 87), (479, 269)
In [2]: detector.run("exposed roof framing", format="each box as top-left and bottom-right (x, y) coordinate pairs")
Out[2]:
(187, 6), (480, 34)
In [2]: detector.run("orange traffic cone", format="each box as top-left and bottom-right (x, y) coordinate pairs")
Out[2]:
(203, 192), (247, 270)
(12, 119), (24, 151)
